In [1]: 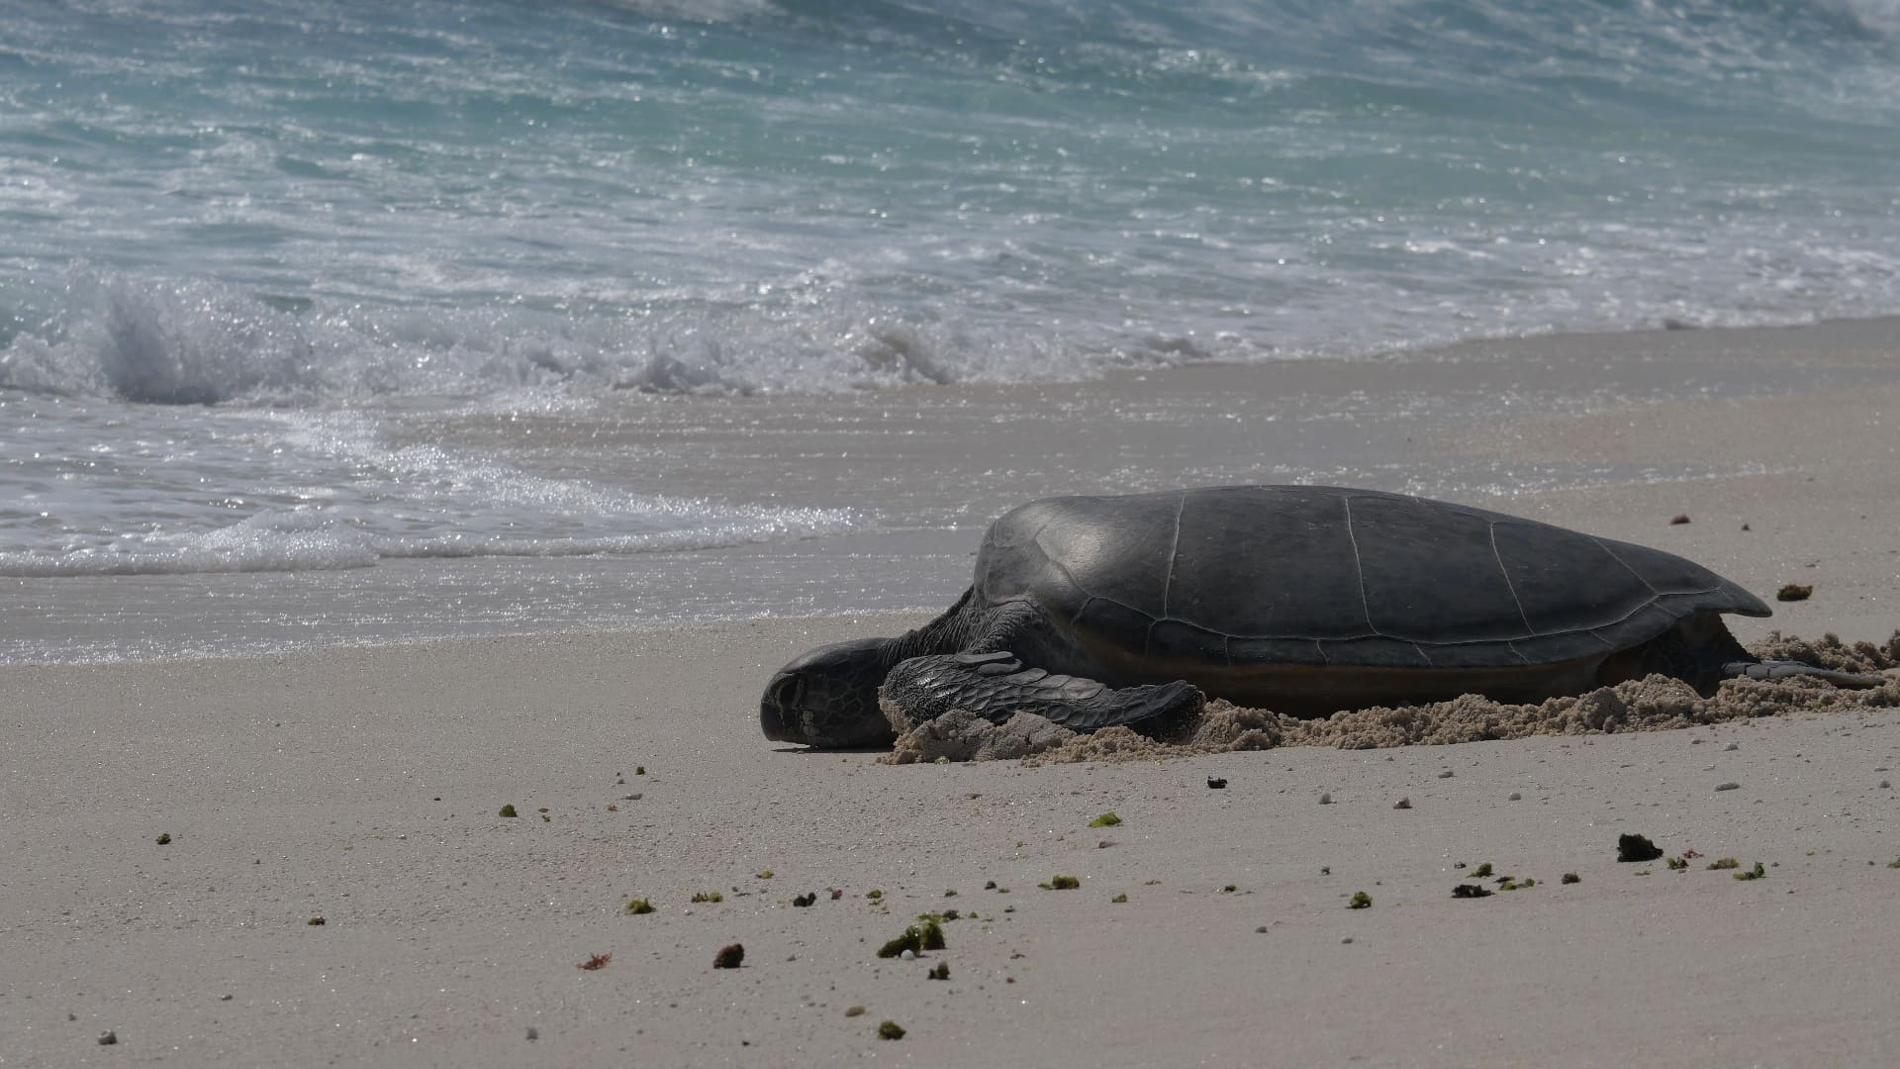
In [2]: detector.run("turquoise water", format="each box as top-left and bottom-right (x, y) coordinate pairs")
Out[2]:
(3, 0), (1900, 593)
(6, 0), (1900, 399)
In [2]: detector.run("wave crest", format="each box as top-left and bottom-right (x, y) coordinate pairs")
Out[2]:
(0, 272), (1215, 405)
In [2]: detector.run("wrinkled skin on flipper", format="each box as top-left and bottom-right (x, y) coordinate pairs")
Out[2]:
(1723, 660), (1885, 688)
(880, 652), (1204, 733)
(759, 589), (1187, 746)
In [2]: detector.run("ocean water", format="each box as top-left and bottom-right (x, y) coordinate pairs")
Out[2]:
(5, 0), (1900, 658)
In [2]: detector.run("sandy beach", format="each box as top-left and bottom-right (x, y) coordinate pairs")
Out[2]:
(6, 320), (1900, 1067)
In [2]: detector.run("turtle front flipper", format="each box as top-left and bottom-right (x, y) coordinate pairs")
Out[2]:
(1722, 660), (1886, 688)
(880, 652), (1204, 734)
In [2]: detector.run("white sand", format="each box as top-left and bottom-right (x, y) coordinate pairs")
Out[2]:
(5, 320), (1900, 1067)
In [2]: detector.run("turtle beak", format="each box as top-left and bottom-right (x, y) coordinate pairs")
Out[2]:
(759, 670), (803, 743)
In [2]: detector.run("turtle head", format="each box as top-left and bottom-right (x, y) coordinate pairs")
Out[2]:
(760, 638), (899, 748)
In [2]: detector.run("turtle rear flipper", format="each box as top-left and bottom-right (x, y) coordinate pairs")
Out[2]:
(1722, 660), (1886, 688)
(881, 654), (1204, 733)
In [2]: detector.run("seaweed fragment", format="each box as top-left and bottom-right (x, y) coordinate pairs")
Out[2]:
(1452, 884), (1493, 899)
(1349, 891), (1372, 909)
(1040, 875), (1080, 891)
(877, 919), (946, 958)
(877, 1021), (906, 1040)
(625, 898), (656, 915)
(1090, 812), (1122, 828)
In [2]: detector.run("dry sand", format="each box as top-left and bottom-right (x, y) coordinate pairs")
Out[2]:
(6, 320), (1900, 1067)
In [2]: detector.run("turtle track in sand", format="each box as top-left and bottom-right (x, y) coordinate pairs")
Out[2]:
(881, 631), (1900, 765)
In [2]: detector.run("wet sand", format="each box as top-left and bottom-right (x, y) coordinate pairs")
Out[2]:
(5, 319), (1900, 1066)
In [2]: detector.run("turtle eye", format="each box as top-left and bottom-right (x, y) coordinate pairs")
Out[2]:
(773, 675), (805, 711)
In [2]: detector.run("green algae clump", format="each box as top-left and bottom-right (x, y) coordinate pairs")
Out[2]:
(877, 918), (947, 958)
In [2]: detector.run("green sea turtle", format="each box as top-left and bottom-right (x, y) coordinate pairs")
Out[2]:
(759, 485), (1883, 748)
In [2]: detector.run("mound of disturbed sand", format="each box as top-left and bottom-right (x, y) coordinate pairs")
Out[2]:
(880, 631), (1900, 765)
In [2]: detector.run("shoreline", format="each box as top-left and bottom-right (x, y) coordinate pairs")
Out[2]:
(9, 313), (1900, 667)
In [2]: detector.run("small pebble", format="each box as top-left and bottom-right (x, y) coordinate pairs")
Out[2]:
(1318, 792), (1332, 805)
(1207, 777), (1227, 789)
(900, 948), (916, 961)
(713, 943), (745, 969)
(1881, 780), (1891, 789)
(1393, 798), (1411, 810)
(845, 1006), (866, 1017)
(526, 1027), (538, 1041)
(1669, 514), (1691, 525)
(1255, 925), (1268, 934)
(1724, 742), (1739, 751)
(1436, 770), (1454, 779)
(98, 1031), (117, 1046)
(1715, 782), (1741, 792)
(1507, 791), (1522, 801)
